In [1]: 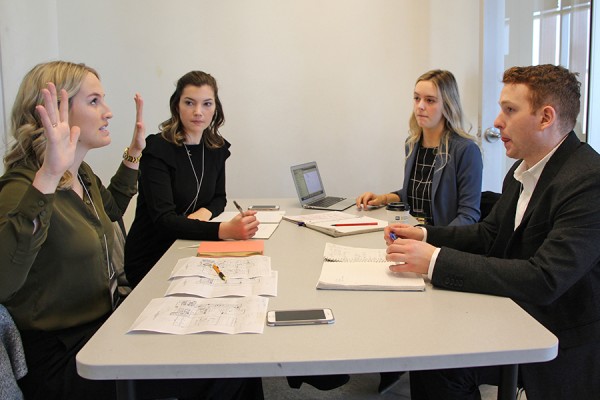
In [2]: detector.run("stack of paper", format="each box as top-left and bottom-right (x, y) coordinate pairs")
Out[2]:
(166, 255), (277, 297)
(317, 262), (425, 291)
(129, 247), (276, 335)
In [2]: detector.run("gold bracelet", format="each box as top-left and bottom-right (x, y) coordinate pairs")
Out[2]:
(122, 147), (142, 163)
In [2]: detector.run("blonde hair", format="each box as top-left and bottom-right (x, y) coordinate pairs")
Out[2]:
(4, 61), (99, 189)
(406, 70), (476, 167)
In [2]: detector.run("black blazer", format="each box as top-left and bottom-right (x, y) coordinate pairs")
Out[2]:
(426, 132), (600, 391)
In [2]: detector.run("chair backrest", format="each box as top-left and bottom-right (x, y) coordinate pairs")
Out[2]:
(479, 191), (501, 222)
(111, 219), (131, 298)
(0, 305), (27, 400)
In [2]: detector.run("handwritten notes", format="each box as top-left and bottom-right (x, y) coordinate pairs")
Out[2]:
(317, 243), (425, 291)
(323, 243), (387, 262)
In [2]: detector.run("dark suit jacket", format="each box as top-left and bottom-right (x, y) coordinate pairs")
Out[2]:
(426, 132), (600, 394)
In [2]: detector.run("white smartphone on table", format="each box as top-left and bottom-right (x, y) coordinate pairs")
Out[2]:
(266, 308), (334, 326)
(248, 205), (280, 211)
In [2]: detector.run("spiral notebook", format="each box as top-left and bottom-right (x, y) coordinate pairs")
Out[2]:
(316, 262), (425, 291)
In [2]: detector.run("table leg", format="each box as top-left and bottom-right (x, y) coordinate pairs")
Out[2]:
(497, 364), (518, 400)
(116, 380), (137, 400)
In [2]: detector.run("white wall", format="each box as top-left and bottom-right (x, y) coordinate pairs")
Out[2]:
(1, 0), (480, 205)
(0, 0), (59, 147)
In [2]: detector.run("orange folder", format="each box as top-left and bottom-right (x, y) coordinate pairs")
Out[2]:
(196, 240), (264, 257)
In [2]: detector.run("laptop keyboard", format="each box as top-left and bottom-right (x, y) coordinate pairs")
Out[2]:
(310, 196), (346, 207)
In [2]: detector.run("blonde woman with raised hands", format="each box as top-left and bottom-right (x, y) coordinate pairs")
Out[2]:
(0, 61), (263, 400)
(0, 61), (143, 399)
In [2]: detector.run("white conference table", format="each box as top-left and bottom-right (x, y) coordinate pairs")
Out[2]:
(76, 198), (558, 400)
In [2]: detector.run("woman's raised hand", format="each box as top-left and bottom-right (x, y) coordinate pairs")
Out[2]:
(34, 82), (80, 193)
(128, 93), (146, 156)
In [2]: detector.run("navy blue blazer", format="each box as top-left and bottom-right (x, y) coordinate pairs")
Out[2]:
(393, 134), (482, 226)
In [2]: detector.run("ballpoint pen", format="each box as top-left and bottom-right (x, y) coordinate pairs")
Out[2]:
(389, 232), (398, 241)
(233, 200), (245, 217)
(212, 264), (227, 282)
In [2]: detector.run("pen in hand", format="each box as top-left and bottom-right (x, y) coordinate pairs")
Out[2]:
(233, 200), (245, 217)
(212, 264), (227, 282)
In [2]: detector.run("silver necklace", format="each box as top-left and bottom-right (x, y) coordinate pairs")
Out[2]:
(78, 173), (118, 308)
(182, 142), (205, 215)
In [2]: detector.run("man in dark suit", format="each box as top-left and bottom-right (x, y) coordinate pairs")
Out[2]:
(385, 64), (600, 399)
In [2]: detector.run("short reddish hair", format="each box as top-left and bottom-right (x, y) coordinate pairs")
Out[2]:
(503, 64), (581, 133)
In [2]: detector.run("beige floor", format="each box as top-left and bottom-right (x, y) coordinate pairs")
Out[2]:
(262, 372), (514, 399)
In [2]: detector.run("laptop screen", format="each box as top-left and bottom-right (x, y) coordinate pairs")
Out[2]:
(291, 162), (325, 203)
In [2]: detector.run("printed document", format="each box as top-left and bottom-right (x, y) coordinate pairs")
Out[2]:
(171, 256), (272, 279)
(165, 271), (278, 298)
(129, 296), (268, 334)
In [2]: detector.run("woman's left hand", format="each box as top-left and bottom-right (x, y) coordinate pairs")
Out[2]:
(187, 207), (213, 222)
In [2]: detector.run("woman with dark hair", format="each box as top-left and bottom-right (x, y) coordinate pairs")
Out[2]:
(125, 71), (259, 288)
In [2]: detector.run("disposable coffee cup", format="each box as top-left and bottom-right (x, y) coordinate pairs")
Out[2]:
(386, 202), (412, 224)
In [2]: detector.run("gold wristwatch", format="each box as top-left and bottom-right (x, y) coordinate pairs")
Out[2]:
(122, 147), (142, 163)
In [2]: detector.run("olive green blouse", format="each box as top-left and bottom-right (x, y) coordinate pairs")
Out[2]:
(0, 162), (138, 331)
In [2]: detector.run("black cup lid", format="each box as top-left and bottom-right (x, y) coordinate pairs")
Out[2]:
(386, 202), (410, 211)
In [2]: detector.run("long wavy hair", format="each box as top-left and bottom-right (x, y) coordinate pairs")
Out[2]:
(159, 71), (225, 148)
(3, 61), (99, 189)
(406, 70), (476, 167)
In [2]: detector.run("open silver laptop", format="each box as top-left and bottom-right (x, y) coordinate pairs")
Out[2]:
(290, 161), (355, 211)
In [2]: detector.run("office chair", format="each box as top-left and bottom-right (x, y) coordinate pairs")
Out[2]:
(0, 304), (27, 399)
(112, 218), (131, 299)
(479, 191), (501, 222)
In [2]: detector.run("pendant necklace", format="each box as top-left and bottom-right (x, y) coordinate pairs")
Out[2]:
(78, 173), (119, 309)
(182, 141), (205, 215)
